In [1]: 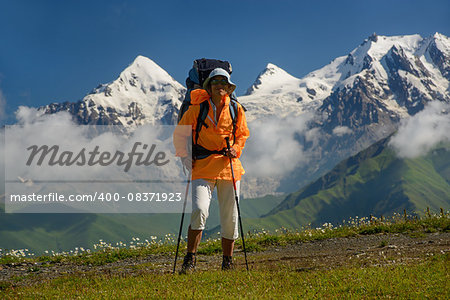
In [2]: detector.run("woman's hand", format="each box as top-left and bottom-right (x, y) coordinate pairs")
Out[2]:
(181, 156), (193, 172)
(224, 147), (237, 158)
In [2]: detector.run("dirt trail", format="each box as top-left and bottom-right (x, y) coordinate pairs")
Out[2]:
(1, 232), (449, 286)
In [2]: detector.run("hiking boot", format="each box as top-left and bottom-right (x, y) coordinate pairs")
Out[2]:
(222, 255), (234, 270)
(179, 252), (196, 274)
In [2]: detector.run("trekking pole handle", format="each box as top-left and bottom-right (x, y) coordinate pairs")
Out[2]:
(225, 137), (234, 160)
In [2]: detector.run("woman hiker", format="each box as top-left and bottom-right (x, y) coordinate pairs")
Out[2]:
(173, 68), (250, 273)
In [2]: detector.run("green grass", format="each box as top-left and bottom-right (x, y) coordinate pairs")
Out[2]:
(0, 213), (449, 298)
(1, 254), (448, 299)
(1, 213), (448, 266)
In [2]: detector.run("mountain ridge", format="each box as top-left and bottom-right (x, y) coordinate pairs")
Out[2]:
(37, 33), (449, 127)
(241, 32), (449, 122)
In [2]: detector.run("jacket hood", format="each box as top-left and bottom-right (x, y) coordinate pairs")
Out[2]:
(190, 89), (210, 105)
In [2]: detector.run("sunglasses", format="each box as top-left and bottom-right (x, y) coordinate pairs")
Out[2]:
(210, 79), (229, 85)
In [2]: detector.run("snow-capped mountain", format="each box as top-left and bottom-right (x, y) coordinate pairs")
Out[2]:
(40, 56), (186, 127)
(241, 33), (449, 124)
(40, 33), (449, 131)
(313, 33), (449, 163)
(239, 33), (449, 196)
(320, 33), (449, 130)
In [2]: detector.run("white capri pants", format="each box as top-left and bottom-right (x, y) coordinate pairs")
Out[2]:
(190, 178), (240, 240)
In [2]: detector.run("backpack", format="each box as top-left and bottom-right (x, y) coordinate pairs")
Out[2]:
(178, 58), (246, 159)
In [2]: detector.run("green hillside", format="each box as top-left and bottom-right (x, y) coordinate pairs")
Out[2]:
(244, 138), (450, 232)
(0, 212), (180, 253)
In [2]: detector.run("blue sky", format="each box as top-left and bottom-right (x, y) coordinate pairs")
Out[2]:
(0, 0), (449, 123)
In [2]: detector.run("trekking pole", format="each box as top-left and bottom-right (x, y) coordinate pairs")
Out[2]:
(173, 169), (191, 274)
(225, 137), (249, 271)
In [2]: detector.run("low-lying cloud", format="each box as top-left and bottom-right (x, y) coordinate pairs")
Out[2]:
(242, 113), (319, 177)
(332, 126), (352, 136)
(389, 101), (450, 158)
(2, 106), (187, 213)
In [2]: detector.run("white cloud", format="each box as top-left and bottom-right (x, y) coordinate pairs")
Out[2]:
(332, 126), (352, 136)
(2, 108), (185, 213)
(242, 113), (319, 177)
(389, 101), (450, 158)
(15, 106), (72, 126)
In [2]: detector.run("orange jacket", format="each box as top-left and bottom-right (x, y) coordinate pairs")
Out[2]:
(173, 89), (250, 181)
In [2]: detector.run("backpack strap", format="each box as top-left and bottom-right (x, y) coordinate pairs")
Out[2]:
(229, 99), (238, 145)
(195, 99), (237, 145)
(178, 90), (191, 123)
(194, 101), (209, 146)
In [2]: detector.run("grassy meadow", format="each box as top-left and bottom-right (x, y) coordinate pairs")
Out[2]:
(1, 254), (448, 299)
(0, 211), (449, 298)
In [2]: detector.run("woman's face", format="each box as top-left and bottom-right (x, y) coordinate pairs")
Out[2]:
(209, 75), (232, 98)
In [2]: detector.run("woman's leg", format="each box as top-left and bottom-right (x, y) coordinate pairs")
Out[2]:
(221, 237), (235, 256)
(180, 179), (215, 273)
(217, 180), (240, 255)
(217, 179), (240, 270)
(188, 178), (214, 250)
(187, 226), (203, 253)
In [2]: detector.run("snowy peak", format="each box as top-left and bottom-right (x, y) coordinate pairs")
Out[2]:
(241, 62), (330, 122)
(91, 56), (181, 95)
(261, 63), (295, 79)
(89, 55), (184, 105)
(320, 33), (450, 131)
(83, 55), (185, 125)
(119, 55), (180, 88)
(337, 34), (425, 82)
(245, 63), (300, 95)
(432, 32), (450, 54)
(240, 33), (449, 123)
(353, 34), (422, 62)
(41, 55), (186, 127)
